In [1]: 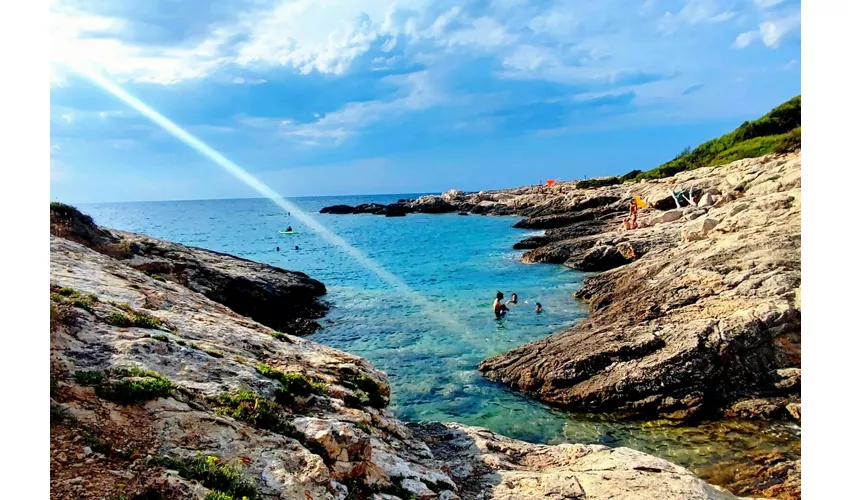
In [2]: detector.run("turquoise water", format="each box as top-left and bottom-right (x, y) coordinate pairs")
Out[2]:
(80, 195), (800, 483)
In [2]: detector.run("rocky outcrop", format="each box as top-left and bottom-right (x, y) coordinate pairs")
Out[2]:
(480, 153), (801, 420)
(49, 205), (327, 335)
(410, 422), (737, 500)
(50, 234), (737, 499)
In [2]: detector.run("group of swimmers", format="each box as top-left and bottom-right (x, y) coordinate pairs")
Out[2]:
(493, 291), (542, 318)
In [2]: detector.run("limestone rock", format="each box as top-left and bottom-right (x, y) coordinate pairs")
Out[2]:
(410, 422), (737, 500)
(681, 218), (719, 242)
(481, 152), (801, 418)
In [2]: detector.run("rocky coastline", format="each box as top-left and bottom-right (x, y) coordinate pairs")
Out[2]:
(50, 205), (739, 499)
(320, 150), (802, 498)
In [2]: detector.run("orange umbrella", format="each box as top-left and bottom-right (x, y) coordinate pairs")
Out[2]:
(546, 179), (556, 186)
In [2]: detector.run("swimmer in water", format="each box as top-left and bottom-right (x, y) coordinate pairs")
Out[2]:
(508, 293), (518, 305)
(493, 291), (509, 318)
(295, 245), (300, 250)
(276, 246), (280, 252)
(535, 302), (543, 313)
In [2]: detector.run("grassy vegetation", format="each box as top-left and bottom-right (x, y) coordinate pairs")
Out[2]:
(203, 348), (224, 358)
(633, 95), (801, 182)
(255, 363), (327, 404)
(73, 367), (173, 404)
(350, 374), (387, 409)
(104, 310), (166, 330)
(575, 176), (620, 189)
(51, 288), (98, 314)
(355, 422), (372, 435)
(571, 96), (801, 188)
(50, 202), (95, 226)
(152, 455), (257, 500)
(269, 331), (292, 342)
(213, 390), (329, 461)
(214, 391), (298, 435)
(205, 491), (247, 500)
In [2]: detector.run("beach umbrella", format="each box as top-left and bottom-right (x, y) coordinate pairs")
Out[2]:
(634, 195), (648, 209)
(546, 179), (556, 186)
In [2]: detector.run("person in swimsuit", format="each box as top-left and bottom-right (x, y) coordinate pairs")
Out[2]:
(535, 302), (543, 313)
(619, 200), (638, 231)
(285, 226), (292, 232)
(295, 245), (300, 250)
(493, 291), (509, 318)
(508, 293), (518, 305)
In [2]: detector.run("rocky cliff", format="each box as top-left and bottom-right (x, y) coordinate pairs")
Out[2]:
(478, 152), (801, 422)
(50, 217), (739, 499)
(50, 204), (327, 335)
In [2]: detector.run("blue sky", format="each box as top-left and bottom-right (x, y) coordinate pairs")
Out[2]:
(50, 0), (801, 203)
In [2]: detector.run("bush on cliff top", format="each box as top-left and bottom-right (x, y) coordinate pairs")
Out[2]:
(255, 363), (327, 404)
(633, 96), (801, 182)
(50, 202), (95, 226)
(571, 96), (801, 188)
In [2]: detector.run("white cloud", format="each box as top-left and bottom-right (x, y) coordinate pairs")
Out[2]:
(658, 0), (738, 34)
(278, 70), (443, 144)
(232, 76), (267, 85)
(753, 0), (784, 8)
(733, 11), (800, 49)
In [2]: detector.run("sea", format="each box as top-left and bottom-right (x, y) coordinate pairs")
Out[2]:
(80, 194), (800, 482)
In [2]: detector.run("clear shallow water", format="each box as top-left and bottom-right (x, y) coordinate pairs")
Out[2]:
(80, 195), (800, 481)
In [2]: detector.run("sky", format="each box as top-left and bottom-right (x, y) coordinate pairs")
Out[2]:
(49, 0), (801, 203)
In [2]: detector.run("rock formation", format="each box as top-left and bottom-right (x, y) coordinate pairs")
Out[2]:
(50, 217), (740, 499)
(478, 152), (801, 422)
(50, 205), (327, 335)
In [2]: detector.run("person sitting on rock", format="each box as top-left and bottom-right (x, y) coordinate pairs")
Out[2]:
(620, 200), (639, 231)
(508, 293), (518, 305)
(494, 291), (509, 318)
(535, 302), (543, 313)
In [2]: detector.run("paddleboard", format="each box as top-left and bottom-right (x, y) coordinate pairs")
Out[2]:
(279, 231), (297, 235)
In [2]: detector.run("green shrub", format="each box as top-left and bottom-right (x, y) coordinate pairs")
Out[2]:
(104, 309), (166, 330)
(634, 95), (801, 182)
(150, 334), (169, 342)
(74, 367), (173, 404)
(575, 176), (620, 189)
(269, 331), (292, 342)
(203, 348), (224, 358)
(57, 287), (81, 298)
(355, 422), (372, 434)
(214, 391), (294, 434)
(105, 312), (134, 327)
(50, 202), (95, 226)
(619, 169), (643, 182)
(152, 455), (257, 500)
(351, 375), (387, 409)
(255, 364), (327, 404)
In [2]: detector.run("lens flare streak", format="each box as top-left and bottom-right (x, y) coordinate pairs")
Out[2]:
(70, 63), (471, 336)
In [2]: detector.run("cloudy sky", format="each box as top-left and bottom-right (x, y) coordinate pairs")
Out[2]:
(50, 0), (801, 203)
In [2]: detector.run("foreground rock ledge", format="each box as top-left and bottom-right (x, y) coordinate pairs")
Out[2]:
(50, 206), (328, 335)
(50, 235), (736, 499)
(479, 153), (801, 420)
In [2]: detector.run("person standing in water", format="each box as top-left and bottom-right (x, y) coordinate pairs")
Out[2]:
(535, 302), (543, 313)
(508, 293), (518, 305)
(493, 291), (509, 318)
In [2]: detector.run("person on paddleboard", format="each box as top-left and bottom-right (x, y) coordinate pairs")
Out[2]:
(285, 226), (292, 232)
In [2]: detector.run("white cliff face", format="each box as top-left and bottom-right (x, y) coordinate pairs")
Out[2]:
(50, 233), (741, 499)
